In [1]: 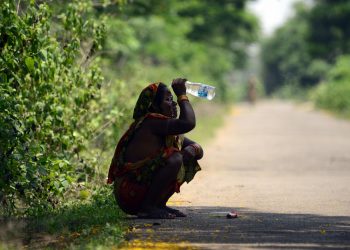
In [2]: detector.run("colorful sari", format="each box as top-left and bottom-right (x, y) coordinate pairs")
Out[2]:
(107, 83), (201, 214)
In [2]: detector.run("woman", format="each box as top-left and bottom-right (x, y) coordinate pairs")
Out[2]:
(107, 78), (203, 219)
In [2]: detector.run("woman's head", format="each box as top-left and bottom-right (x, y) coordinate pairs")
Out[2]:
(133, 82), (177, 120)
(153, 84), (177, 118)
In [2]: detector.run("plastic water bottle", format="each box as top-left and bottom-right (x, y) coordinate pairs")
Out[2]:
(185, 81), (216, 100)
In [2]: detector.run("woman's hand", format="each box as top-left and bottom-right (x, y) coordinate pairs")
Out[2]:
(171, 78), (187, 96)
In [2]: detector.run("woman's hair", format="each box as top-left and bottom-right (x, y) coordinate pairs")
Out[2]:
(132, 82), (168, 120)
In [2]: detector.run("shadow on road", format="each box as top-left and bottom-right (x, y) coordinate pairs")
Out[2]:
(126, 206), (350, 249)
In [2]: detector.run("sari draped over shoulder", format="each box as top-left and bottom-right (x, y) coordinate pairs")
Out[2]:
(107, 83), (201, 214)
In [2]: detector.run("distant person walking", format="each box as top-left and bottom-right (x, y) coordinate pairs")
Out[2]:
(247, 76), (257, 105)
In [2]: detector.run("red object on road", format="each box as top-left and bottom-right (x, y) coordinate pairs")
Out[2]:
(226, 211), (238, 219)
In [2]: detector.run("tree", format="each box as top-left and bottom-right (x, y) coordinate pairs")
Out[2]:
(99, 0), (259, 101)
(178, 0), (259, 68)
(261, 2), (342, 94)
(307, 0), (350, 63)
(261, 3), (312, 94)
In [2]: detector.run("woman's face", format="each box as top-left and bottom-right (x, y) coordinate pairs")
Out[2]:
(160, 88), (177, 118)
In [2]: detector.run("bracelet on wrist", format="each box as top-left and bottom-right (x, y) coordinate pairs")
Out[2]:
(177, 94), (189, 102)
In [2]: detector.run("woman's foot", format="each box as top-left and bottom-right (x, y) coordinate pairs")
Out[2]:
(137, 207), (176, 219)
(162, 206), (187, 217)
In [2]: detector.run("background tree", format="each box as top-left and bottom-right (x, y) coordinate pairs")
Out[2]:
(99, 0), (259, 102)
(261, 1), (350, 95)
(307, 0), (350, 63)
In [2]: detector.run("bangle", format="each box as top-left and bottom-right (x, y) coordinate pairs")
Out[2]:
(177, 95), (189, 102)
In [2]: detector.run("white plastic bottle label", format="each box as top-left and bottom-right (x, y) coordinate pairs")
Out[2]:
(185, 81), (215, 100)
(198, 85), (209, 98)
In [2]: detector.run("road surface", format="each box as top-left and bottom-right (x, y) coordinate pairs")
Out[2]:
(123, 100), (350, 249)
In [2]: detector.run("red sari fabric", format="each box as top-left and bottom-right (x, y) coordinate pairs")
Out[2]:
(107, 113), (176, 184)
(108, 112), (182, 214)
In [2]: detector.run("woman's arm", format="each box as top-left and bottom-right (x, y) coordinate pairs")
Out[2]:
(146, 78), (196, 135)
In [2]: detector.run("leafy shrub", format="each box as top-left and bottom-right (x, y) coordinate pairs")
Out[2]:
(273, 83), (310, 101)
(0, 1), (105, 215)
(312, 55), (350, 117)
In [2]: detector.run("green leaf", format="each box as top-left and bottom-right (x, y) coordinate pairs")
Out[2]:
(54, 181), (60, 190)
(38, 166), (47, 175)
(61, 180), (69, 188)
(40, 49), (47, 59)
(0, 73), (7, 83)
(25, 57), (35, 72)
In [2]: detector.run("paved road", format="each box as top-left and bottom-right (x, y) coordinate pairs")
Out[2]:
(123, 100), (350, 249)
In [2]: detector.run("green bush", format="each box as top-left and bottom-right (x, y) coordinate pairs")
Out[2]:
(312, 56), (350, 117)
(0, 1), (105, 215)
(273, 83), (310, 101)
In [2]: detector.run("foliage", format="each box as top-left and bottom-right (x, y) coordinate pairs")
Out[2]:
(307, 0), (350, 63)
(261, 1), (350, 95)
(272, 83), (310, 101)
(178, 0), (259, 68)
(100, 0), (259, 102)
(261, 3), (314, 94)
(0, 1), (105, 215)
(312, 55), (350, 117)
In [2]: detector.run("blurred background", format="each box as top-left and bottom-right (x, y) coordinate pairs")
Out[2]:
(1, 0), (350, 236)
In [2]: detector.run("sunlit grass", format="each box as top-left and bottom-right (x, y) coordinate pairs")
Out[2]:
(187, 102), (230, 145)
(2, 186), (127, 249)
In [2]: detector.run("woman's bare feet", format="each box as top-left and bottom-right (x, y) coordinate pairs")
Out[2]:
(161, 206), (187, 217)
(137, 207), (176, 219)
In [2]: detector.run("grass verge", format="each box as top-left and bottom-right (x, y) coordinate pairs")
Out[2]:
(187, 101), (230, 145)
(1, 186), (125, 249)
